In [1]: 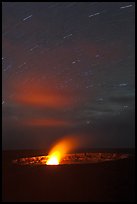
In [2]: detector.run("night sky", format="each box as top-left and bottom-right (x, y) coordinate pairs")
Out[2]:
(2, 2), (135, 150)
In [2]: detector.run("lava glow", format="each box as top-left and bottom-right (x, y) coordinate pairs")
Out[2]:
(46, 135), (81, 165)
(46, 151), (60, 165)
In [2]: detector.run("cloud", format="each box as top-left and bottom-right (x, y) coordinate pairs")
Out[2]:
(23, 118), (74, 127)
(109, 93), (135, 104)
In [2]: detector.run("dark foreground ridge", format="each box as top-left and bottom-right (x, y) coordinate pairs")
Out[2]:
(2, 149), (135, 202)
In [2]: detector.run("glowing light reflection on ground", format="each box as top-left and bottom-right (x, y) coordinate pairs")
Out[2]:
(12, 152), (130, 166)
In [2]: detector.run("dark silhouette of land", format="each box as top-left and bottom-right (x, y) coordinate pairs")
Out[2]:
(2, 149), (135, 202)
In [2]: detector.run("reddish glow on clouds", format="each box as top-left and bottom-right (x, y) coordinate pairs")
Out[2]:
(24, 118), (73, 127)
(15, 91), (74, 108)
(8, 77), (83, 109)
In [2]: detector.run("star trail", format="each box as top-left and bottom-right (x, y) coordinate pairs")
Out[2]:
(2, 2), (135, 150)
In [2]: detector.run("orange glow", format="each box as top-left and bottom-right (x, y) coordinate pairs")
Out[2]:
(7, 72), (89, 110)
(46, 135), (81, 165)
(46, 151), (60, 165)
(25, 118), (72, 127)
(15, 91), (74, 108)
